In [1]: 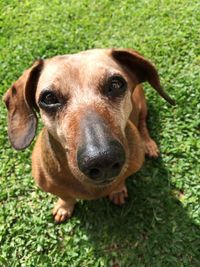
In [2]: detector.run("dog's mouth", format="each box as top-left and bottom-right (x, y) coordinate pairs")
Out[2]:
(88, 175), (117, 186)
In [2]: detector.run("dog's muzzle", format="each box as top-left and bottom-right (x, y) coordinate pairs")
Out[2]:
(77, 111), (125, 184)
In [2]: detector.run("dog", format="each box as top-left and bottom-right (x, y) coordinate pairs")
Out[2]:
(3, 48), (175, 223)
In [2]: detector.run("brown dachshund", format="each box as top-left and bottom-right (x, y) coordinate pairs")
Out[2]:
(3, 49), (175, 223)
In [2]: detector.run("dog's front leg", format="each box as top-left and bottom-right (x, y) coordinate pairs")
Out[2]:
(108, 183), (128, 205)
(52, 197), (76, 223)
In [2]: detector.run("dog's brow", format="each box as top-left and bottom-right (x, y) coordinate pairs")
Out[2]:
(97, 71), (125, 86)
(38, 86), (63, 100)
(41, 86), (54, 92)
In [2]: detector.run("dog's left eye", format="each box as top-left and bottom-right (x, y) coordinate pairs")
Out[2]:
(103, 75), (127, 99)
(38, 91), (62, 111)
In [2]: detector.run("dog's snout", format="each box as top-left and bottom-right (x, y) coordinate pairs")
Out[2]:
(77, 140), (125, 183)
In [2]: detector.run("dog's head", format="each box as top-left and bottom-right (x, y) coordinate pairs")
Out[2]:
(3, 49), (175, 185)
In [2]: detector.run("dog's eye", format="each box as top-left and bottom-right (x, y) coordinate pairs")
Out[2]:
(104, 75), (127, 99)
(38, 91), (62, 111)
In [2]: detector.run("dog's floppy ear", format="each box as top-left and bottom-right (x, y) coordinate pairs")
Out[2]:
(111, 48), (175, 105)
(3, 59), (44, 150)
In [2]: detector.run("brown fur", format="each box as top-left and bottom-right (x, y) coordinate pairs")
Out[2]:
(3, 48), (175, 223)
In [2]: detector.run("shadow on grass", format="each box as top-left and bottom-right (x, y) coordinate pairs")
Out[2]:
(74, 103), (200, 266)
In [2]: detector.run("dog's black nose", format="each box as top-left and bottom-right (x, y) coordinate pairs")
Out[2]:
(77, 140), (125, 183)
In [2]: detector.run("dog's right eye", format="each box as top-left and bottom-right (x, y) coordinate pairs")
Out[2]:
(38, 91), (62, 111)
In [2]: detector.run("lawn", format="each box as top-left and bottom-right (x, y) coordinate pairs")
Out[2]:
(0, 0), (200, 266)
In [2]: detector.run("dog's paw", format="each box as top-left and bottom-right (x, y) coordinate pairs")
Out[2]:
(52, 198), (75, 223)
(109, 185), (128, 205)
(144, 138), (159, 158)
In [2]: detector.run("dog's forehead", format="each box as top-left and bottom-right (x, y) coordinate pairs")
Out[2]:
(37, 50), (122, 92)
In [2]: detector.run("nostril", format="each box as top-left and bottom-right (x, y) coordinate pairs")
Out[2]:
(88, 168), (101, 179)
(111, 162), (121, 170)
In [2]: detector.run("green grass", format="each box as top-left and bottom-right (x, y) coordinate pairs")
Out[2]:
(0, 0), (200, 266)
